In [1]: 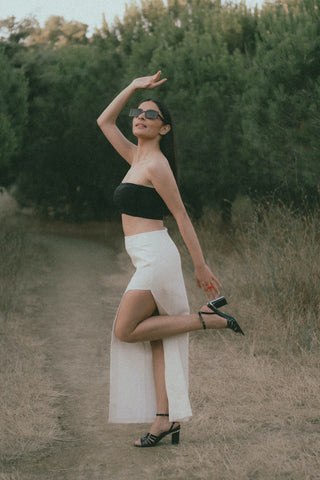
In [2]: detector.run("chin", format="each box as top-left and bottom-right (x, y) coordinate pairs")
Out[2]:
(133, 129), (152, 139)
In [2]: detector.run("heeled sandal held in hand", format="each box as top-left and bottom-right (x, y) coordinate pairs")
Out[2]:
(135, 414), (180, 447)
(198, 296), (245, 335)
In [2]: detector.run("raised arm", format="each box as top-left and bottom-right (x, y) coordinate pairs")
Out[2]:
(97, 71), (167, 164)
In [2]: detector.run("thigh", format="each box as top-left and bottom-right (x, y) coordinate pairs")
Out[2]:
(114, 290), (157, 341)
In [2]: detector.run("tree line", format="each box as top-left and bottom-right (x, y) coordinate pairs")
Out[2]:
(0, 0), (319, 220)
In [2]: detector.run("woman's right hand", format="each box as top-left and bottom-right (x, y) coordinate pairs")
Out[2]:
(131, 71), (167, 90)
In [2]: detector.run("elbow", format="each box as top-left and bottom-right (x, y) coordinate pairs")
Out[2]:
(96, 113), (109, 128)
(96, 117), (110, 135)
(96, 116), (114, 133)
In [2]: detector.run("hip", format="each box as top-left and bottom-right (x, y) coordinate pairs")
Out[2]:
(125, 228), (180, 268)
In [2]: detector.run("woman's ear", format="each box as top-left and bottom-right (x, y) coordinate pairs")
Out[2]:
(160, 124), (171, 136)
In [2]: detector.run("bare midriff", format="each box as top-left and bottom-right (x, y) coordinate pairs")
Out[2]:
(122, 214), (165, 237)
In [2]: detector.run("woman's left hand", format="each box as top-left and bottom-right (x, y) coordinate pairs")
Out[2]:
(131, 71), (167, 90)
(195, 263), (221, 299)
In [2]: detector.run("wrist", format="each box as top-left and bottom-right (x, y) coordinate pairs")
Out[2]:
(129, 80), (140, 92)
(194, 261), (206, 270)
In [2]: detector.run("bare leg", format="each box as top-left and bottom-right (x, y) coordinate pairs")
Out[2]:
(114, 290), (226, 343)
(115, 290), (225, 446)
(134, 340), (180, 446)
(151, 340), (168, 414)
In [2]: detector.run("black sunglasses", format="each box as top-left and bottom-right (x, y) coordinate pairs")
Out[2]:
(129, 108), (165, 122)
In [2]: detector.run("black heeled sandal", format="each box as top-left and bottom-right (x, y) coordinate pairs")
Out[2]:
(198, 296), (245, 335)
(135, 414), (180, 448)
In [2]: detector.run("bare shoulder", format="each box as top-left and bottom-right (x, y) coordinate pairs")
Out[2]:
(147, 152), (180, 195)
(148, 152), (173, 181)
(147, 153), (185, 216)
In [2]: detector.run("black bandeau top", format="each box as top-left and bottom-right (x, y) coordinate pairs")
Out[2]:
(113, 182), (166, 220)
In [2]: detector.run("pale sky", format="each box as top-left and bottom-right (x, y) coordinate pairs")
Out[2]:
(0, 0), (263, 35)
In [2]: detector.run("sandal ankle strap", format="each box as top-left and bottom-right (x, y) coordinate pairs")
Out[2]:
(156, 413), (169, 416)
(198, 311), (207, 330)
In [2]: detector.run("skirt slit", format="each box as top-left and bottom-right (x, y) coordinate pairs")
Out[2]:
(108, 228), (192, 423)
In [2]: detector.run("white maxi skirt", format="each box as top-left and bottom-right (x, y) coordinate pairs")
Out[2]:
(108, 228), (192, 423)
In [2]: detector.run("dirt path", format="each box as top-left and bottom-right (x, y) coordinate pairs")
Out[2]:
(20, 225), (174, 480)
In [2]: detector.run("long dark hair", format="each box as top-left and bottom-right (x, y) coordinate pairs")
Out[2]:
(141, 98), (178, 180)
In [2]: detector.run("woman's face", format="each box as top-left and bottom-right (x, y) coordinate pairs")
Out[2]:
(132, 101), (169, 139)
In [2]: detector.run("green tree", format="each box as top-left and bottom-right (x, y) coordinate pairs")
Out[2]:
(122, 0), (250, 216)
(27, 16), (89, 46)
(241, 0), (320, 205)
(0, 48), (28, 185)
(16, 44), (125, 219)
(2, 0), (319, 220)
(0, 16), (39, 59)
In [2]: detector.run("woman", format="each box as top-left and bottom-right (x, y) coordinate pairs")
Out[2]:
(97, 71), (244, 448)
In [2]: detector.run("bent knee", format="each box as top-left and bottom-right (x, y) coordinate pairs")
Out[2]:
(114, 323), (133, 343)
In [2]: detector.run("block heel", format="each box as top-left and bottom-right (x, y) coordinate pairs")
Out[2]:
(135, 413), (181, 448)
(172, 430), (180, 445)
(198, 296), (245, 335)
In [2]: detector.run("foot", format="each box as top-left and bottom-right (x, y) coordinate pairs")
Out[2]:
(134, 416), (180, 447)
(199, 305), (227, 329)
(205, 302), (245, 335)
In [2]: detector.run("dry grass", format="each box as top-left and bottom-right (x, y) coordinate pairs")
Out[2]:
(0, 473), (24, 480)
(0, 318), (63, 463)
(186, 198), (320, 354)
(0, 221), (63, 464)
(150, 198), (320, 479)
(0, 197), (319, 479)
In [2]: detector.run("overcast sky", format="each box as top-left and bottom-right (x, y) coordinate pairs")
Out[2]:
(0, 0), (263, 35)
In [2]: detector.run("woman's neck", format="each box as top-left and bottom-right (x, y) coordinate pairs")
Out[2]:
(136, 137), (161, 158)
